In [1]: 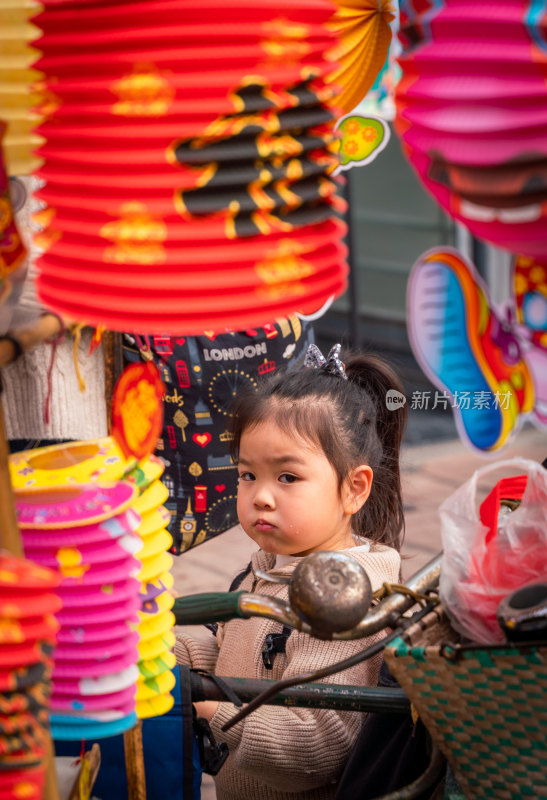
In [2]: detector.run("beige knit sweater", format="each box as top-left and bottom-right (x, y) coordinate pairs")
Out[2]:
(175, 542), (401, 800)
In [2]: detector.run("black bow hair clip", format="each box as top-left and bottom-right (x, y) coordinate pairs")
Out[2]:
(304, 343), (348, 380)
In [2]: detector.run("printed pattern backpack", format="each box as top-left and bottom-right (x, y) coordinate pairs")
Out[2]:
(122, 318), (314, 553)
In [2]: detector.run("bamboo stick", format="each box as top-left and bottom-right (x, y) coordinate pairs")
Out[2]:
(0, 401), (22, 556)
(67, 744), (101, 800)
(102, 330), (121, 431)
(123, 722), (147, 800)
(43, 737), (62, 800)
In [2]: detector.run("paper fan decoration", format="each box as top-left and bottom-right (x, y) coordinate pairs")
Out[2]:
(0, 552), (60, 800)
(395, 0), (547, 259)
(326, 0), (395, 114)
(31, 0), (349, 334)
(0, 0), (45, 177)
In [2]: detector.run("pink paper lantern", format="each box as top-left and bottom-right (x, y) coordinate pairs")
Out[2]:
(395, 0), (547, 259)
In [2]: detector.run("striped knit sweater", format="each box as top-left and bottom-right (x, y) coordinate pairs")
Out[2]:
(175, 542), (401, 800)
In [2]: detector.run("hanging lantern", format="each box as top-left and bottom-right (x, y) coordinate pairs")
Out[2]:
(31, 0), (348, 334)
(0, 552), (60, 800)
(8, 436), (135, 487)
(395, 0), (547, 259)
(16, 482), (144, 740)
(326, 0), (395, 115)
(0, 0), (44, 176)
(126, 458), (177, 719)
(11, 439), (177, 727)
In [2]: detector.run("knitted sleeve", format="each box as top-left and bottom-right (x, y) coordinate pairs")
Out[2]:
(174, 631), (220, 674)
(210, 630), (386, 793)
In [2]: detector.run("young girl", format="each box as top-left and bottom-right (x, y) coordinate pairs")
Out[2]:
(175, 344), (407, 800)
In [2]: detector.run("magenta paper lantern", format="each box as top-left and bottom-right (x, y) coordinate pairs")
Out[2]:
(395, 0), (547, 259)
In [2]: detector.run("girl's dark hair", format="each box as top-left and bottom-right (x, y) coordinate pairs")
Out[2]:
(228, 350), (407, 550)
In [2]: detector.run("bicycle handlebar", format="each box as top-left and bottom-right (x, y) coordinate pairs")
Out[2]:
(189, 671), (411, 714)
(173, 552), (442, 639)
(174, 591), (245, 625)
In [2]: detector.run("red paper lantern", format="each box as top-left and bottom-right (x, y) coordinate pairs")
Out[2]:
(395, 0), (547, 259)
(32, 0), (348, 334)
(0, 552), (60, 794)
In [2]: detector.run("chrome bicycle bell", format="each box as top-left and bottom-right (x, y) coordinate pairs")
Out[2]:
(288, 551), (373, 638)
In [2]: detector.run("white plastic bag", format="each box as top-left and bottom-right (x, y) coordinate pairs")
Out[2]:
(439, 457), (547, 643)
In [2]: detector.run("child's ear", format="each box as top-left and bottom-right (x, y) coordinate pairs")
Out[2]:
(342, 465), (373, 515)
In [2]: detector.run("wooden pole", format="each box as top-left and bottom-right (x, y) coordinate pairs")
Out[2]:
(123, 722), (147, 800)
(102, 330), (121, 432)
(43, 737), (62, 800)
(0, 400), (61, 800)
(0, 400), (22, 556)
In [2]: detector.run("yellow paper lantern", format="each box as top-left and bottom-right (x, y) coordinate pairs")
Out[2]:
(0, 0), (44, 175)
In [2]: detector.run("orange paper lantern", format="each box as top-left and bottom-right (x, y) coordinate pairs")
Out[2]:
(32, 0), (348, 334)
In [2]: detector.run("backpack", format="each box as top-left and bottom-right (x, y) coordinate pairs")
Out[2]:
(210, 561), (291, 670)
(334, 660), (446, 799)
(121, 322), (314, 554)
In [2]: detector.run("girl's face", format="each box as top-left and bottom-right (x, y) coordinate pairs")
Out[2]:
(236, 419), (356, 557)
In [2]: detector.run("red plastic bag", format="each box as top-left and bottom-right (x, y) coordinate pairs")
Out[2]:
(439, 458), (547, 643)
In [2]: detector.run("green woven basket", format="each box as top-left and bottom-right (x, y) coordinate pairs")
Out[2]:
(384, 608), (547, 800)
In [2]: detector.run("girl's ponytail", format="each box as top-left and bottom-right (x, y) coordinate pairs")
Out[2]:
(345, 354), (407, 550)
